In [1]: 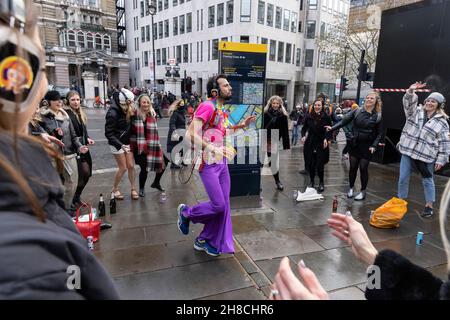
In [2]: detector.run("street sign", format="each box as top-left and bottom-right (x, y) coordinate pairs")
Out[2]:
(335, 78), (341, 96)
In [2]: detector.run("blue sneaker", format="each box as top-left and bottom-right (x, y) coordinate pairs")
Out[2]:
(177, 204), (190, 235)
(194, 238), (220, 257)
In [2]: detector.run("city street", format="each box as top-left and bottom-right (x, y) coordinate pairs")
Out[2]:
(82, 108), (450, 300)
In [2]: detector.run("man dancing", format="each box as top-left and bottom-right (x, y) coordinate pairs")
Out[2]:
(177, 75), (255, 256)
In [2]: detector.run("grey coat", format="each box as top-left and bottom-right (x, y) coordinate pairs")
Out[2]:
(0, 134), (119, 299)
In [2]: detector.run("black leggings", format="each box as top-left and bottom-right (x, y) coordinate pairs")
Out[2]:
(308, 152), (325, 183)
(135, 153), (170, 189)
(73, 159), (91, 204)
(342, 140), (350, 155)
(349, 156), (370, 190)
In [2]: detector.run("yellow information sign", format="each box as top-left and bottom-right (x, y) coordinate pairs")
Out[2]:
(219, 41), (268, 53)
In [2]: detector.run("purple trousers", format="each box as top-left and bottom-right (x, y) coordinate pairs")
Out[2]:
(183, 161), (234, 254)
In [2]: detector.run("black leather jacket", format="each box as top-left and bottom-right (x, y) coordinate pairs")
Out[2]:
(105, 102), (131, 150)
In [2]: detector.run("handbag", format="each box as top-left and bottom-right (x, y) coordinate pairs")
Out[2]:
(370, 197), (408, 228)
(413, 159), (433, 178)
(74, 202), (101, 242)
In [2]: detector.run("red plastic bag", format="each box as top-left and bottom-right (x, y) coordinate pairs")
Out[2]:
(74, 202), (101, 242)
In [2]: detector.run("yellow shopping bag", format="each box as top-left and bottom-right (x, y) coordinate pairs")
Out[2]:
(369, 197), (408, 228)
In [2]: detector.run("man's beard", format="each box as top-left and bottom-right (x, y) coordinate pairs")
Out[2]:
(219, 91), (232, 101)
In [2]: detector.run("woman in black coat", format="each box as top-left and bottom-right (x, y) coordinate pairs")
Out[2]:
(65, 91), (95, 207)
(301, 99), (332, 192)
(263, 95), (290, 191)
(167, 99), (187, 169)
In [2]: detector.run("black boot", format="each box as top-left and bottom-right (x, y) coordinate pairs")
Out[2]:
(318, 181), (324, 193)
(276, 181), (284, 191)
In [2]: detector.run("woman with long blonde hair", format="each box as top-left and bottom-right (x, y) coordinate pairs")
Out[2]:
(130, 94), (169, 196)
(0, 0), (118, 298)
(326, 92), (383, 200)
(263, 95), (290, 191)
(65, 90), (95, 207)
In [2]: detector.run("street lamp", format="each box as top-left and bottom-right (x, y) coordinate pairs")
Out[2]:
(97, 58), (106, 106)
(148, 1), (157, 93)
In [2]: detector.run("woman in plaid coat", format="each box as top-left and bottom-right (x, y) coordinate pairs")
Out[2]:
(398, 82), (450, 217)
(130, 94), (169, 197)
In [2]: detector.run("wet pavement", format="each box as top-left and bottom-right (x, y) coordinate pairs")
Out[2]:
(82, 108), (449, 300)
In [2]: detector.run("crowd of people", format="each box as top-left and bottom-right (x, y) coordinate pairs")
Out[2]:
(2, 0), (450, 301)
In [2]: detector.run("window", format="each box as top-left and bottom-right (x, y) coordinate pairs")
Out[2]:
(176, 45), (181, 63)
(158, 0), (162, 11)
(173, 17), (178, 35)
(283, 9), (290, 31)
(269, 40), (276, 61)
(141, 26), (145, 42)
(87, 33), (93, 49)
(240, 0), (251, 22)
(306, 21), (316, 39)
(197, 10), (199, 31)
(190, 43), (192, 63)
(180, 0), (184, 3)
(145, 25), (150, 41)
(162, 48), (167, 65)
(153, 23), (157, 40)
(305, 49), (314, 67)
(201, 9), (204, 29)
(140, 1), (144, 17)
(285, 43), (292, 63)
(179, 15), (185, 34)
(277, 41), (284, 62)
(266, 4), (273, 26)
(157, 49), (161, 65)
(187, 13), (192, 32)
(320, 22), (326, 38)
(261, 37), (268, 45)
(183, 44), (189, 63)
(208, 6), (215, 27)
(226, 0), (233, 24)
(240, 35), (249, 43)
(144, 51), (149, 67)
(298, 21), (302, 33)
(292, 45), (295, 64)
(196, 42), (199, 62)
(201, 41), (203, 61)
(103, 36), (110, 50)
(275, 6), (282, 29)
(77, 31), (85, 48)
(164, 19), (169, 37)
(309, 0), (317, 10)
(212, 39), (219, 60)
(291, 12), (297, 33)
(68, 31), (76, 47)
(158, 21), (163, 39)
(95, 34), (102, 50)
(173, 0), (178, 6)
(164, 0), (169, 9)
(296, 48), (301, 66)
(208, 40), (210, 61)
(257, 1), (265, 24)
(217, 3), (224, 26)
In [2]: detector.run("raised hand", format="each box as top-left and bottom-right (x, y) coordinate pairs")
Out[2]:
(408, 81), (427, 92)
(327, 212), (378, 265)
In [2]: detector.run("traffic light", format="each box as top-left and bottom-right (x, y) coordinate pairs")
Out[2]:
(357, 63), (368, 81)
(342, 77), (349, 91)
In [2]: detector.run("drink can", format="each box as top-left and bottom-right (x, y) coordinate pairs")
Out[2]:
(87, 236), (94, 251)
(416, 231), (424, 246)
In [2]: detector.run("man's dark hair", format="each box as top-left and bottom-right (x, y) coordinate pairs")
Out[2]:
(206, 74), (228, 98)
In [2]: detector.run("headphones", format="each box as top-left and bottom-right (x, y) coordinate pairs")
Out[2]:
(209, 75), (221, 98)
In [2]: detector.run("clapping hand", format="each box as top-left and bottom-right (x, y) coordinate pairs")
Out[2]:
(270, 257), (329, 300)
(327, 213), (378, 265)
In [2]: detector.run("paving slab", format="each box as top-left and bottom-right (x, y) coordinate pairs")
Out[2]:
(114, 258), (253, 300)
(235, 229), (323, 261)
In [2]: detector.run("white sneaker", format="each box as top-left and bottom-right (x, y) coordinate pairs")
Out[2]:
(347, 188), (354, 198)
(354, 191), (366, 201)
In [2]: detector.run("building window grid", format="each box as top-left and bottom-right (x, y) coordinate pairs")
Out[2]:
(266, 3), (273, 26)
(173, 17), (178, 36)
(257, 1), (265, 24)
(240, 0), (251, 22)
(285, 43), (292, 64)
(296, 48), (301, 66)
(291, 12), (297, 33)
(179, 15), (185, 34)
(212, 39), (219, 59)
(158, 21), (163, 39)
(187, 13), (192, 32)
(208, 6), (215, 28)
(164, 19), (169, 37)
(277, 41), (284, 62)
(275, 6), (282, 29)
(183, 44), (188, 63)
(283, 9), (290, 31)
(269, 39), (276, 61)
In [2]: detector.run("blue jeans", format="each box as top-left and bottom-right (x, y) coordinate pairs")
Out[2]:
(292, 125), (300, 145)
(398, 154), (435, 204)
